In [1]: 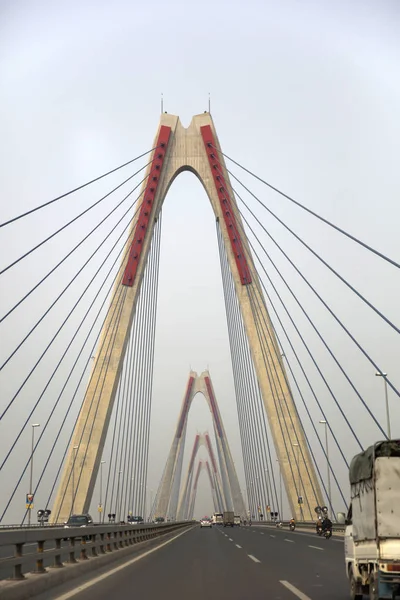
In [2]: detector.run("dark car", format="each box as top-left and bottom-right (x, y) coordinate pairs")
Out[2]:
(63, 514), (94, 540)
(128, 516), (144, 524)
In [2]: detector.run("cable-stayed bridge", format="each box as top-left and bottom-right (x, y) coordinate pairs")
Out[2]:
(0, 111), (398, 600)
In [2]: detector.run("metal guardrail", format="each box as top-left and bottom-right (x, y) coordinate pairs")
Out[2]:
(0, 521), (190, 581)
(0, 523), (65, 530)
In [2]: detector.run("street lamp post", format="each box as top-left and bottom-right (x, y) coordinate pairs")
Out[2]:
(376, 372), (391, 439)
(276, 459), (283, 520)
(116, 471), (122, 521)
(71, 445), (78, 514)
(149, 489), (154, 522)
(319, 420), (333, 516)
(99, 461), (106, 516)
(293, 442), (303, 520)
(28, 424), (40, 526)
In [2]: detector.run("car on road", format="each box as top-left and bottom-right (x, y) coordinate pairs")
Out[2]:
(200, 518), (212, 528)
(153, 517), (165, 524)
(63, 513), (94, 540)
(128, 515), (144, 524)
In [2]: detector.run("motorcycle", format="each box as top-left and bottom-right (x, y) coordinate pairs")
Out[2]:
(289, 523), (295, 531)
(323, 528), (332, 539)
(316, 525), (323, 536)
(276, 521), (283, 529)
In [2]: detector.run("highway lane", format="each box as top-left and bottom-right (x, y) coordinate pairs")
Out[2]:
(44, 523), (349, 600)
(228, 525), (347, 599)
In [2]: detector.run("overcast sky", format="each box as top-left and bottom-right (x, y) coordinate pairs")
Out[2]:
(0, 0), (399, 522)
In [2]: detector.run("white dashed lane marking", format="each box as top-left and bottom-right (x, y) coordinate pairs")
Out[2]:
(248, 554), (261, 563)
(280, 581), (312, 600)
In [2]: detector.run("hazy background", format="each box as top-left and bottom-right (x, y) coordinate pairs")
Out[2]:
(0, 0), (399, 522)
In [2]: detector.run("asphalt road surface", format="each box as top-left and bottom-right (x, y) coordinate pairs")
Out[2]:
(41, 524), (348, 600)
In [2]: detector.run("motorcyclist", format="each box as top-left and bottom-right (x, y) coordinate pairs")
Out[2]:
(289, 517), (295, 529)
(322, 516), (332, 532)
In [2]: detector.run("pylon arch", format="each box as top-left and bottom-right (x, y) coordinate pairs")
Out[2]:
(177, 433), (225, 520)
(52, 112), (323, 523)
(153, 370), (246, 520)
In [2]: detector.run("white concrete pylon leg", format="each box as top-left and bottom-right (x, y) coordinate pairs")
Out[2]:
(52, 113), (323, 523)
(176, 431), (225, 519)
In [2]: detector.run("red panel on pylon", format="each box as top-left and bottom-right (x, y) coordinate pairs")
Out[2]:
(205, 434), (218, 473)
(200, 125), (252, 285)
(176, 376), (195, 438)
(122, 125), (171, 286)
(205, 376), (223, 438)
(188, 434), (200, 472)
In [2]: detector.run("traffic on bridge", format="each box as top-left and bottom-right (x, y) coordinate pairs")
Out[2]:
(1, 1), (399, 599)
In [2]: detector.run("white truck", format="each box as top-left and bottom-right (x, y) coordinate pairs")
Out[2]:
(212, 512), (223, 525)
(345, 440), (400, 599)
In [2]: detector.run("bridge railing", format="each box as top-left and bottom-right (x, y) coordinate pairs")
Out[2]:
(0, 521), (190, 582)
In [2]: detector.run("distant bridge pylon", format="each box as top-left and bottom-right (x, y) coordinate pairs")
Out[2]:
(154, 371), (246, 520)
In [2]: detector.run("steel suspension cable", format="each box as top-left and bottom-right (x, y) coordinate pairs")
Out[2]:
(247, 237), (348, 504)
(1, 164), (156, 324)
(248, 230), (351, 471)
(246, 281), (327, 516)
(137, 214), (162, 518)
(1, 161), (152, 276)
(0, 194), (151, 472)
(1, 146), (159, 228)
(217, 222), (278, 517)
(0, 170), (157, 420)
(141, 214), (162, 520)
(213, 168), (400, 401)
(224, 192), (356, 468)
(11, 280), (127, 524)
(215, 186), (294, 517)
(63, 287), (129, 522)
(237, 204), (389, 442)
(226, 168), (400, 335)
(10, 284), (127, 525)
(239, 206), (387, 438)
(211, 145), (400, 271)
(245, 282), (311, 517)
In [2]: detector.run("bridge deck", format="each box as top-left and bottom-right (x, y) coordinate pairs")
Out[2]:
(31, 525), (347, 600)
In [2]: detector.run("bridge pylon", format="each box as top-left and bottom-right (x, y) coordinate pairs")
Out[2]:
(51, 112), (323, 523)
(154, 370), (246, 520)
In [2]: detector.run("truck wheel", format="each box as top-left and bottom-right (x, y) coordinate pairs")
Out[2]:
(369, 574), (379, 600)
(349, 571), (363, 600)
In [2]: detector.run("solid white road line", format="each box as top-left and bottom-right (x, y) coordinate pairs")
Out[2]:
(236, 544), (242, 549)
(280, 580), (312, 600)
(308, 545), (323, 551)
(52, 526), (195, 600)
(284, 538), (295, 543)
(248, 554), (261, 563)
